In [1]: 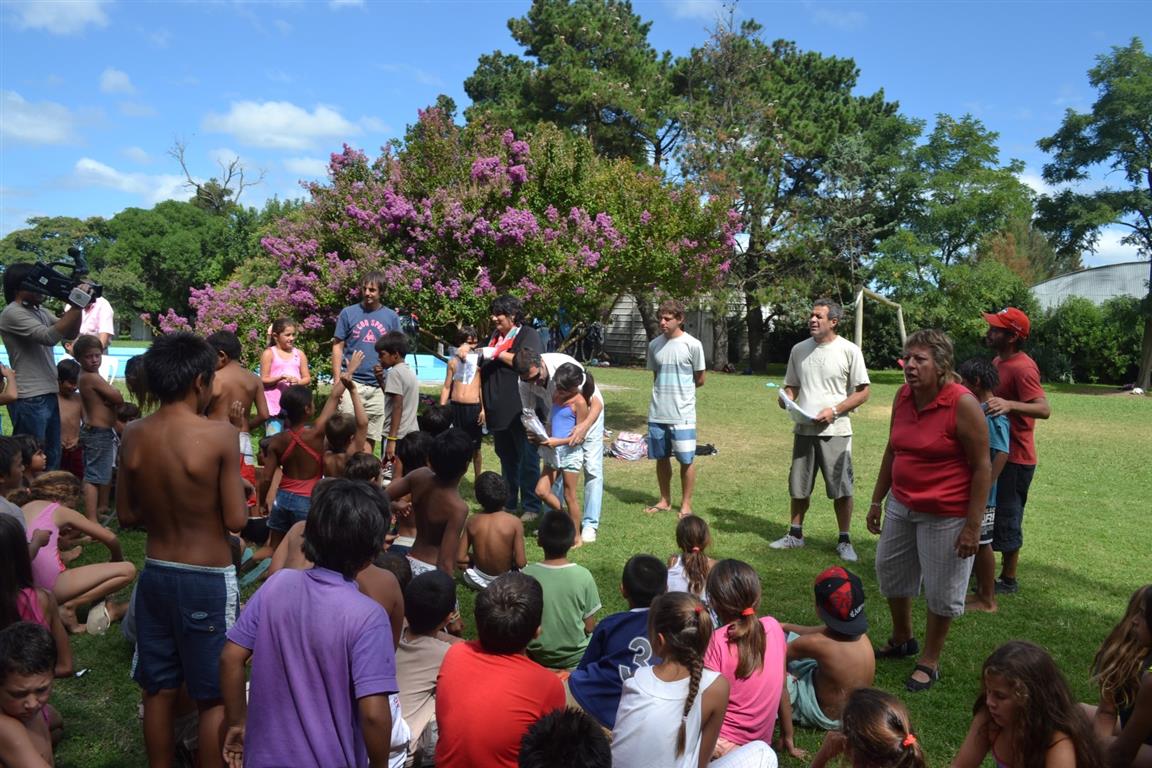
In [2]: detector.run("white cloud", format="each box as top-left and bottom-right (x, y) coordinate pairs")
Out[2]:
(1019, 171), (1054, 197)
(284, 157), (329, 177)
(208, 147), (241, 168)
(7, 0), (110, 35)
(811, 7), (865, 30)
(73, 157), (188, 205)
(202, 100), (363, 150)
(121, 146), (151, 164)
(1084, 226), (1145, 267)
(0, 91), (76, 144)
(329, 0), (364, 7)
(665, 0), (726, 21)
(99, 67), (134, 94)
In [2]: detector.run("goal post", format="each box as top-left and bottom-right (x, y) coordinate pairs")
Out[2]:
(853, 287), (907, 350)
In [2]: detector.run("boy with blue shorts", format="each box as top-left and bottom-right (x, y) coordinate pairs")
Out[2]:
(117, 332), (249, 767)
(74, 334), (122, 522)
(644, 299), (706, 519)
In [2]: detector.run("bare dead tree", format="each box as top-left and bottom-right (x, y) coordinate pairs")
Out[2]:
(169, 139), (266, 214)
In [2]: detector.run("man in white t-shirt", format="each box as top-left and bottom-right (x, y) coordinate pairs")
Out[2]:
(645, 299), (706, 519)
(772, 299), (870, 561)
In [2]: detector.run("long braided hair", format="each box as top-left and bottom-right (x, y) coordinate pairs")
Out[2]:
(649, 591), (713, 757)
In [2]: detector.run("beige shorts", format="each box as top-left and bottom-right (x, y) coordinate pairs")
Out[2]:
(338, 381), (387, 444)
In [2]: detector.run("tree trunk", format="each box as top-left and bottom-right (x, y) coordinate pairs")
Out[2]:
(710, 308), (729, 371)
(634, 293), (659, 341)
(744, 292), (765, 372)
(1138, 312), (1152, 390)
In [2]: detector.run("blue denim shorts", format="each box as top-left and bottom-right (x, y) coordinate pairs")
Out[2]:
(80, 424), (117, 485)
(131, 558), (238, 700)
(268, 489), (311, 532)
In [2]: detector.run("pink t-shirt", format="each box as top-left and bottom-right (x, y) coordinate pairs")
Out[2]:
(704, 615), (787, 745)
(79, 297), (114, 338)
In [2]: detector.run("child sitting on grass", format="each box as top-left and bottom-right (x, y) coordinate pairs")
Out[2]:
(0, 515), (73, 678)
(523, 512), (600, 670)
(567, 554), (667, 728)
(458, 471), (526, 590)
(781, 565), (875, 730)
(435, 573), (565, 768)
(397, 569), (456, 764)
(0, 622), (59, 767)
(810, 688), (925, 768)
(221, 478), (400, 768)
(667, 514), (715, 604)
(519, 708), (612, 768)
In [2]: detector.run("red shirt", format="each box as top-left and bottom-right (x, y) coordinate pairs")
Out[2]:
(435, 641), (565, 768)
(890, 382), (974, 517)
(993, 352), (1045, 466)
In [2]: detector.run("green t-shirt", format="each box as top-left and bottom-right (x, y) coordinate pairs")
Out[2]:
(523, 562), (601, 670)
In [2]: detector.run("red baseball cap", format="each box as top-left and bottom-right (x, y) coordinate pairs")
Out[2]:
(982, 307), (1030, 339)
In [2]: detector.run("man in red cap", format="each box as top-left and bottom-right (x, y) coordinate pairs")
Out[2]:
(982, 307), (1050, 594)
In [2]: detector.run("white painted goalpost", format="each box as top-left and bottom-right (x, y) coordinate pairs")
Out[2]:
(852, 287), (907, 349)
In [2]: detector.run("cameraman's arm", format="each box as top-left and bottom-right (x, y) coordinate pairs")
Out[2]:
(0, 306), (71, 347)
(54, 303), (83, 341)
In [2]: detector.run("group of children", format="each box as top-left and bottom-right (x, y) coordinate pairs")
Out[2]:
(0, 323), (1149, 768)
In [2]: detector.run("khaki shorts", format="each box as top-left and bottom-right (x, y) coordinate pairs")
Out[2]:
(789, 435), (853, 499)
(338, 381), (386, 444)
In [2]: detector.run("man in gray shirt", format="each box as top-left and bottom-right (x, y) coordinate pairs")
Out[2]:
(0, 263), (84, 470)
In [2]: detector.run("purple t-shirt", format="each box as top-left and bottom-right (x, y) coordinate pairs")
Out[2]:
(333, 302), (401, 385)
(227, 567), (398, 768)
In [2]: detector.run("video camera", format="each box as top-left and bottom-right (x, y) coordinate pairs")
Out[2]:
(21, 247), (102, 308)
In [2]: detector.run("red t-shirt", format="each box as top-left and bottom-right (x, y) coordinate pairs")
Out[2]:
(890, 382), (974, 517)
(435, 641), (565, 768)
(993, 352), (1045, 466)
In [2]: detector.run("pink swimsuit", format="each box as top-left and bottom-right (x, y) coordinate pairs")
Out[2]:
(27, 502), (65, 591)
(17, 587), (48, 627)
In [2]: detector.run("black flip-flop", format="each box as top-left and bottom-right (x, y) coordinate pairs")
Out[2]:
(905, 663), (939, 692)
(875, 637), (920, 659)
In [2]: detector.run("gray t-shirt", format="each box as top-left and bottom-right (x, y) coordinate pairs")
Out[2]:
(784, 335), (870, 437)
(0, 497), (26, 530)
(0, 302), (64, 399)
(647, 332), (706, 425)
(382, 362), (420, 439)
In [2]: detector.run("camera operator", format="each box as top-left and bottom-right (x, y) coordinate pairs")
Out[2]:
(0, 262), (85, 470)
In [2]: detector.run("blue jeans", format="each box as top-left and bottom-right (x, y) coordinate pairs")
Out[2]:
(493, 419), (541, 514)
(8, 394), (61, 470)
(550, 409), (605, 529)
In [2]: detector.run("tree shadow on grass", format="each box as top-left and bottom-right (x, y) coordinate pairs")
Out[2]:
(603, 401), (648, 432)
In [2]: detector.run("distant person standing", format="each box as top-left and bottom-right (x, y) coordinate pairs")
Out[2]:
(644, 299), (706, 519)
(0, 263), (84, 471)
(78, 295), (114, 351)
(981, 308), (1050, 595)
(772, 300), (871, 562)
(331, 272), (401, 451)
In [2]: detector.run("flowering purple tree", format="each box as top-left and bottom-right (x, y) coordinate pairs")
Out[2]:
(159, 108), (737, 371)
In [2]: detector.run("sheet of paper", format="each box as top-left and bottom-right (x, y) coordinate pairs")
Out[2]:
(453, 352), (478, 385)
(778, 389), (819, 425)
(521, 409), (550, 441)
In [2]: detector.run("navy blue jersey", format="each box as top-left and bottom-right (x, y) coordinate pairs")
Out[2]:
(567, 608), (659, 728)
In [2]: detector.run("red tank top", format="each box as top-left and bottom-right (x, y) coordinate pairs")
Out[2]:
(889, 382), (973, 517)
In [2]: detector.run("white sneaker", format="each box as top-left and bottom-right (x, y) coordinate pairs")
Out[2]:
(837, 541), (859, 562)
(769, 533), (805, 550)
(581, 525), (597, 543)
(520, 511), (539, 523)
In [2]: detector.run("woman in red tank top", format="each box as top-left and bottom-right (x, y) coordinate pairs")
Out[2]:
(865, 329), (990, 693)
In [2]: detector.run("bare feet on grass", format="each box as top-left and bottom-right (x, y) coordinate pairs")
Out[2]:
(965, 593), (998, 613)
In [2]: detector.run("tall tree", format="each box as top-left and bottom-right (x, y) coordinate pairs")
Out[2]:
(464, 0), (681, 166)
(676, 14), (907, 368)
(1036, 37), (1152, 388)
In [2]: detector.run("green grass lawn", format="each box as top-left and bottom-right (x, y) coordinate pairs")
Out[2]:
(50, 366), (1150, 767)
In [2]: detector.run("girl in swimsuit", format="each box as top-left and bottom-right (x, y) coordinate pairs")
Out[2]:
(265, 352), (361, 552)
(1088, 584), (1152, 768)
(953, 641), (1104, 768)
(260, 318), (312, 437)
(14, 472), (136, 635)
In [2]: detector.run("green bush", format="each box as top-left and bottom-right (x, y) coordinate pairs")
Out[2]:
(1031, 296), (1143, 384)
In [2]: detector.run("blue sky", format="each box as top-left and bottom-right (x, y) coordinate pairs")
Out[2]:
(1, 0), (1148, 268)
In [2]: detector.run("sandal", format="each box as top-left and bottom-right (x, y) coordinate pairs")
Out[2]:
(643, 505), (672, 515)
(904, 663), (939, 692)
(874, 637), (920, 659)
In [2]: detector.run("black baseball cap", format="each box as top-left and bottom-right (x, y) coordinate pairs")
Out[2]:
(815, 565), (868, 636)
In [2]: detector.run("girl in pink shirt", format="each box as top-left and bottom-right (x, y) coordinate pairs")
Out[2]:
(704, 559), (802, 760)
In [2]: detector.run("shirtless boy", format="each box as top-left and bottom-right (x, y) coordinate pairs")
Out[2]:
(117, 331), (248, 768)
(457, 471), (525, 590)
(387, 429), (473, 577)
(0, 622), (57, 768)
(56, 361), (82, 482)
(205, 331), (269, 496)
(780, 566), (875, 730)
(439, 326), (484, 480)
(73, 334), (123, 522)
